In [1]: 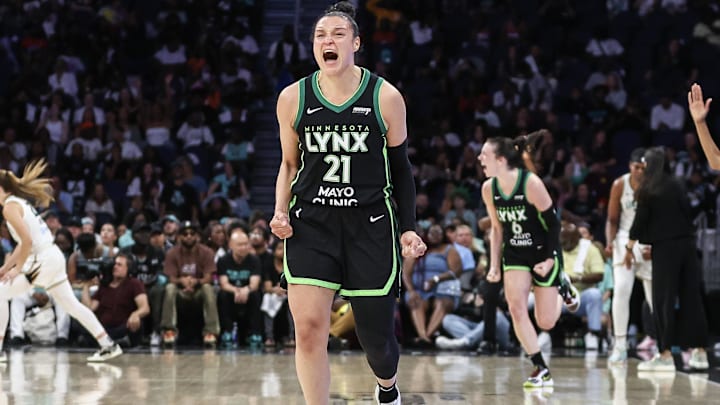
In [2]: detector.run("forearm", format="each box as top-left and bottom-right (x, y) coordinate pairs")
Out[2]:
(80, 287), (92, 308)
(489, 227), (502, 270)
(275, 161), (297, 214)
(694, 119), (720, 170)
(389, 141), (417, 232)
(605, 221), (618, 247)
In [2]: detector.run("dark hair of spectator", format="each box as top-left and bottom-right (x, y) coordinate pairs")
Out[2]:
(310, 1), (360, 40)
(115, 252), (136, 274)
(76, 232), (98, 253)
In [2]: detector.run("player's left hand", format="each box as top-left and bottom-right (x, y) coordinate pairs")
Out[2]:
(532, 258), (554, 278)
(400, 231), (426, 258)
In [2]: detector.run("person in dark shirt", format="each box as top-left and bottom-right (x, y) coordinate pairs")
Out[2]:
(81, 253), (149, 347)
(627, 147), (709, 371)
(120, 222), (166, 346)
(159, 160), (200, 222)
(217, 227), (263, 348)
(161, 221), (218, 346)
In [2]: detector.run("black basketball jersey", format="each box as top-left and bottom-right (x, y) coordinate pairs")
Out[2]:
(291, 68), (391, 207)
(491, 169), (548, 250)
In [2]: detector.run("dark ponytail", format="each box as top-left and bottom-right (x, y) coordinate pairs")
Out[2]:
(488, 129), (549, 171)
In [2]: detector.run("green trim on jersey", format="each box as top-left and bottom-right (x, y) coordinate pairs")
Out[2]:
(374, 76), (392, 201)
(373, 77), (388, 133)
(289, 137), (305, 189)
(494, 169), (524, 201)
(537, 210), (548, 231)
(311, 68), (371, 113)
(339, 198), (399, 297)
(292, 78), (306, 130)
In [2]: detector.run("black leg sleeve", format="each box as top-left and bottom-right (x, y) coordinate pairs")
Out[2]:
(350, 294), (400, 380)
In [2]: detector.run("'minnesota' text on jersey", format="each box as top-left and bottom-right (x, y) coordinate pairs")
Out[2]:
(492, 169), (548, 249)
(292, 68), (391, 207)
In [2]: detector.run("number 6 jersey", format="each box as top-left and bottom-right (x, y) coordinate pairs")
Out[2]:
(291, 67), (392, 207)
(491, 169), (549, 252)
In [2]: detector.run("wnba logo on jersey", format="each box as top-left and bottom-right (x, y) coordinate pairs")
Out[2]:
(352, 106), (372, 115)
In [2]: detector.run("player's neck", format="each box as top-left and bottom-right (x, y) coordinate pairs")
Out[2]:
(317, 66), (362, 99)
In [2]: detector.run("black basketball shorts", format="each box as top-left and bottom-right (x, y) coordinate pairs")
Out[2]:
(502, 245), (562, 288)
(283, 197), (401, 297)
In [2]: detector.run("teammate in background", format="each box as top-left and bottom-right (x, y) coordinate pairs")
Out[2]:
(0, 160), (122, 362)
(479, 131), (580, 390)
(605, 148), (654, 364)
(688, 83), (720, 170)
(269, 2), (426, 405)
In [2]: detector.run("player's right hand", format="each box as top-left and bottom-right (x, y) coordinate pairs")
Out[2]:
(270, 210), (294, 240)
(486, 267), (501, 283)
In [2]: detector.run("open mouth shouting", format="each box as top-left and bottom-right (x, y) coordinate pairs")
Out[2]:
(323, 49), (339, 63)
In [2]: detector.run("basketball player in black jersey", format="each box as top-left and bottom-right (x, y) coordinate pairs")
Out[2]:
(270, 2), (425, 405)
(480, 131), (579, 390)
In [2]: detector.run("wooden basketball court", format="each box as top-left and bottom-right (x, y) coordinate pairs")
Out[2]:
(0, 347), (717, 404)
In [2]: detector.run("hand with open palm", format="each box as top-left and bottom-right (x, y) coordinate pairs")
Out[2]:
(688, 83), (713, 124)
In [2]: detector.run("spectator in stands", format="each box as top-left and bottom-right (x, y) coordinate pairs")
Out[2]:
(403, 224), (462, 346)
(249, 225), (272, 271)
(650, 95), (685, 131)
(121, 222), (166, 346)
(44, 211), (63, 237)
(159, 161), (200, 222)
(84, 183), (117, 227)
(67, 232), (115, 297)
(47, 58), (77, 98)
(262, 239), (294, 347)
(81, 253), (150, 347)
(435, 284), (511, 351)
(49, 176), (73, 223)
(267, 24), (308, 87)
(217, 227), (263, 348)
(203, 221), (227, 262)
(99, 223), (119, 256)
(161, 221), (218, 346)
(9, 287), (70, 347)
(535, 222), (605, 351)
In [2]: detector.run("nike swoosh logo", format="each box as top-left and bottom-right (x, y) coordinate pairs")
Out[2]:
(306, 107), (323, 115)
(369, 215), (385, 223)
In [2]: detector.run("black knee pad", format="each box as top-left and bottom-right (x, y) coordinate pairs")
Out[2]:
(350, 295), (399, 380)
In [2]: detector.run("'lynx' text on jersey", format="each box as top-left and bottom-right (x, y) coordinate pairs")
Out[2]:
(291, 68), (392, 207)
(492, 169), (549, 250)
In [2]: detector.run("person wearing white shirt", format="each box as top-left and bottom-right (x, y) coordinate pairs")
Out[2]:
(73, 94), (106, 126)
(650, 97), (685, 130)
(47, 59), (78, 98)
(176, 112), (214, 150)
